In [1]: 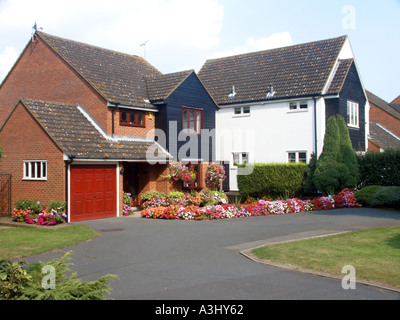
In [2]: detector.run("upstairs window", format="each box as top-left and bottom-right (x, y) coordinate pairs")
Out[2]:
(234, 106), (251, 115)
(347, 101), (359, 128)
(23, 161), (47, 180)
(183, 107), (203, 135)
(289, 101), (308, 111)
(120, 109), (145, 127)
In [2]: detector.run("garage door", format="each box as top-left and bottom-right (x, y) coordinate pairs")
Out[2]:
(70, 165), (117, 222)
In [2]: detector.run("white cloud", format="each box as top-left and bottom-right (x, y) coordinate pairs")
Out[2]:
(211, 32), (294, 59)
(0, 46), (19, 83)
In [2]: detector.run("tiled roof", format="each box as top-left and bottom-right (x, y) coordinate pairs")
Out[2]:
(145, 70), (194, 102)
(369, 122), (400, 150)
(21, 98), (170, 160)
(392, 95), (400, 104)
(366, 90), (400, 121)
(198, 36), (347, 105)
(325, 59), (353, 95)
(36, 32), (161, 107)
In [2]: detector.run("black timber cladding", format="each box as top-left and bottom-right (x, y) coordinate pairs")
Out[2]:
(325, 62), (367, 151)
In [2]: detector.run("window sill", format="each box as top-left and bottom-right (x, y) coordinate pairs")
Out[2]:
(23, 178), (47, 181)
(233, 114), (251, 118)
(287, 108), (309, 114)
(347, 125), (360, 130)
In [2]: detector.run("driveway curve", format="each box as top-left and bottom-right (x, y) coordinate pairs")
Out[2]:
(26, 208), (400, 300)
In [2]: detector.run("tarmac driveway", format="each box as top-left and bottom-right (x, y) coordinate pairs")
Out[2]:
(25, 208), (400, 300)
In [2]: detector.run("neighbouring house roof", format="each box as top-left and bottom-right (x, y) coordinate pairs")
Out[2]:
(145, 70), (195, 103)
(18, 98), (170, 161)
(392, 95), (400, 104)
(198, 35), (349, 105)
(36, 31), (162, 108)
(369, 122), (400, 150)
(366, 90), (400, 121)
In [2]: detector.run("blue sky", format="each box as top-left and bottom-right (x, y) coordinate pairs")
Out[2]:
(0, 0), (399, 102)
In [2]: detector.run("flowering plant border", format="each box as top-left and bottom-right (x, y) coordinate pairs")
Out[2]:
(141, 189), (361, 221)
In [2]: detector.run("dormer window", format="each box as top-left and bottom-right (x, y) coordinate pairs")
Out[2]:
(120, 109), (145, 127)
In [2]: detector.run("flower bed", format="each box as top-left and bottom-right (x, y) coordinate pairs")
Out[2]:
(12, 208), (67, 226)
(12, 200), (67, 226)
(140, 188), (360, 221)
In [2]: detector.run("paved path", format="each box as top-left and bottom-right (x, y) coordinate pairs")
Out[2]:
(23, 208), (400, 300)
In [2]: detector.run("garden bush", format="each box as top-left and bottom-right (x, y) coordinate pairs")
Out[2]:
(140, 191), (166, 202)
(355, 185), (381, 207)
(313, 115), (358, 195)
(370, 186), (400, 209)
(358, 150), (400, 187)
(237, 163), (307, 199)
(0, 252), (118, 300)
(15, 199), (44, 215)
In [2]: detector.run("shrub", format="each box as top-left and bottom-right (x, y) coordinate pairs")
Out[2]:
(237, 163), (307, 199)
(313, 116), (359, 194)
(370, 186), (400, 209)
(140, 191), (166, 202)
(355, 185), (381, 207)
(48, 201), (67, 214)
(303, 152), (318, 195)
(168, 191), (185, 201)
(358, 150), (400, 187)
(336, 116), (359, 188)
(199, 190), (228, 206)
(15, 199), (44, 215)
(1, 252), (118, 300)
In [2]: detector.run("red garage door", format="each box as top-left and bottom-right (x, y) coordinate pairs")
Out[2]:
(70, 165), (117, 222)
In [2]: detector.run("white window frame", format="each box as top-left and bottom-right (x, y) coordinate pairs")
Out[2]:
(288, 101), (309, 112)
(347, 101), (359, 128)
(233, 152), (249, 166)
(233, 106), (251, 117)
(23, 161), (47, 181)
(287, 151), (307, 164)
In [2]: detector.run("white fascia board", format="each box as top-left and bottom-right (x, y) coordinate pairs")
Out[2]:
(107, 102), (159, 113)
(219, 97), (315, 109)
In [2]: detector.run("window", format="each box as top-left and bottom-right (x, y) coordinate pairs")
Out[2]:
(233, 106), (251, 115)
(347, 101), (359, 128)
(183, 107), (203, 134)
(289, 101), (308, 111)
(287, 152), (307, 164)
(23, 161), (47, 180)
(233, 152), (249, 166)
(120, 109), (145, 127)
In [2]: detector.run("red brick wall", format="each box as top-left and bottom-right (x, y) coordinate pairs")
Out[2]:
(0, 102), (65, 207)
(110, 110), (156, 138)
(369, 102), (400, 137)
(0, 38), (109, 132)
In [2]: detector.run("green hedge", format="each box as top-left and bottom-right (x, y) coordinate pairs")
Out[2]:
(355, 185), (400, 209)
(237, 163), (307, 198)
(358, 150), (400, 187)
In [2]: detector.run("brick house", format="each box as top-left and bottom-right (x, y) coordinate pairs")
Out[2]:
(0, 32), (218, 221)
(366, 90), (400, 152)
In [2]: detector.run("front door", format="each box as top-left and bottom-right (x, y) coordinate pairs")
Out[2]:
(123, 163), (139, 207)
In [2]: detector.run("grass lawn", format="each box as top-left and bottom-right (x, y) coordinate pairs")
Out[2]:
(0, 225), (99, 261)
(251, 226), (400, 290)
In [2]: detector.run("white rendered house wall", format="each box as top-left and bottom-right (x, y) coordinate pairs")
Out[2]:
(216, 98), (326, 191)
